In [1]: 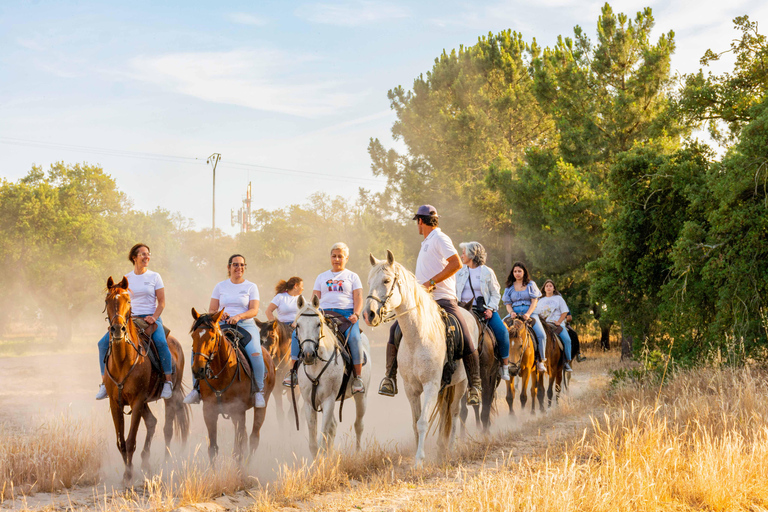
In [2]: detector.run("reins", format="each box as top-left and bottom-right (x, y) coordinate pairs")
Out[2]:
(193, 325), (242, 417)
(367, 267), (418, 322)
(104, 299), (149, 415)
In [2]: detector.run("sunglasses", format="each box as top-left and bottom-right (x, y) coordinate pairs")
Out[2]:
(230, 263), (247, 268)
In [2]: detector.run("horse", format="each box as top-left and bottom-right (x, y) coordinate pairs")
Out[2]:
(189, 308), (276, 462)
(504, 317), (544, 415)
(255, 318), (293, 427)
(294, 295), (370, 457)
(364, 251), (476, 467)
(103, 276), (190, 484)
(543, 322), (568, 406)
(460, 316), (500, 433)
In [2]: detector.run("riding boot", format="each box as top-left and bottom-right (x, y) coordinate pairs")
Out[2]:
(378, 343), (399, 397)
(463, 350), (482, 406)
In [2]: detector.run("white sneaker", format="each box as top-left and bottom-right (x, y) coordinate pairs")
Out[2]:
(351, 377), (365, 394)
(161, 381), (173, 400)
(183, 389), (201, 404)
(95, 384), (108, 400)
(500, 365), (510, 382)
(254, 392), (266, 408)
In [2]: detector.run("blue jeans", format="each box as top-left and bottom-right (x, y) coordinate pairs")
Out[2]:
(291, 308), (362, 365)
(556, 325), (573, 362)
(98, 315), (173, 375)
(511, 305), (547, 361)
(231, 319), (265, 392)
(486, 311), (510, 360)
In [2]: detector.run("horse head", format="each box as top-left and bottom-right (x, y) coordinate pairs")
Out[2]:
(295, 295), (330, 366)
(189, 307), (225, 380)
(506, 317), (529, 377)
(364, 250), (403, 327)
(105, 276), (132, 342)
(255, 318), (280, 359)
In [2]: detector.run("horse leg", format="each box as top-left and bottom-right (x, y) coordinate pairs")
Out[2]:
(458, 394), (468, 439)
(480, 380), (495, 433)
(520, 371), (530, 415)
(415, 382), (439, 467)
(232, 409), (247, 462)
(536, 372), (546, 411)
(319, 396), (337, 455)
(304, 403), (318, 458)
(163, 394), (176, 460)
(203, 402), (219, 463)
(448, 382), (466, 452)
(123, 401), (145, 484)
(272, 384), (284, 429)
(547, 374), (555, 407)
(506, 379), (515, 416)
(250, 404), (267, 455)
(353, 391), (367, 452)
(140, 405), (157, 474)
(404, 385), (422, 453)
(110, 399), (128, 466)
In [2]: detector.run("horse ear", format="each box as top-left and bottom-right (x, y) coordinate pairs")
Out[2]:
(254, 318), (264, 328)
(107, 276), (115, 288)
(386, 250), (395, 265)
(312, 294), (320, 308)
(191, 307), (199, 320)
(212, 309), (225, 324)
(297, 295), (305, 309)
(119, 276), (129, 289)
(369, 253), (377, 266)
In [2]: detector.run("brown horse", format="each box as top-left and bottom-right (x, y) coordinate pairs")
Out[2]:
(255, 319), (293, 427)
(504, 317), (544, 415)
(543, 322), (567, 406)
(460, 318), (500, 433)
(190, 308), (276, 462)
(103, 276), (190, 484)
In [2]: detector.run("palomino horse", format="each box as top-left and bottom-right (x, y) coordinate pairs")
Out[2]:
(255, 319), (292, 427)
(505, 317), (544, 415)
(190, 309), (276, 462)
(543, 322), (568, 406)
(460, 318), (500, 433)
(294, 295), (371, 457)
(103, 276), (190, 484)
(364, 251), (476, 467)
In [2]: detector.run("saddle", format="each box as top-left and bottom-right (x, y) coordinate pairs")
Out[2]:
(130, 318), (176, 401)
(322, 312), (367, 401)
(439, 309), (465, 388)
(544, 322), (565, 352)
(220, 325), (257, 394)
(467, 309), (500, 361)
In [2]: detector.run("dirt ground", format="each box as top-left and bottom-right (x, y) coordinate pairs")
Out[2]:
(0, 327), (612, 511)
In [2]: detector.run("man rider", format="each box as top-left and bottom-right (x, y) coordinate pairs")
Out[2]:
(378, 205), (483, 406)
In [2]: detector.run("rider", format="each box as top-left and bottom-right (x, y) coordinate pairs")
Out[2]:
(565, 313), (586, 362)
(378, 205), (483, 406)
(266, 276), (303, 327)
(96, 243), (174, 400)
(284, 243), (366, 394)
(502, 261), (548, 373)
(455, 241), (511, 382)
(535, 279), (573, 372)
(183, 254), (266, 408)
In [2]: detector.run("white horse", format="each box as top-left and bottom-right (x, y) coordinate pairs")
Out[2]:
(294, 295), (371, 457)
(364, 251), (477, 466)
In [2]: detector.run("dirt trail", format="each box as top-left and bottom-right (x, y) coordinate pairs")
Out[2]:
(0, 338), (613, 511)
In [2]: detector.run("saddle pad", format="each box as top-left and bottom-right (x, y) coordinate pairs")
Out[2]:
(545, 323), (564, 351)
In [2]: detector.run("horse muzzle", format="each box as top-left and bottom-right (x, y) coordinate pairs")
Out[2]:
(363, 304), (382, 327)
(303, 350), (317, 366)
(109, 324), (127, 341)
(508, 363), (520, 377)
(192, 366), (207, 380)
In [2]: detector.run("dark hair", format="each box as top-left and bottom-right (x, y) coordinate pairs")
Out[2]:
(506, 261), (530, 287)
(227, 254), (246, 277)
(128, 243), (150, 264)
(276, 276), (302, 293)
(541, 279), (560, 296)
(415, 214), (439, 227)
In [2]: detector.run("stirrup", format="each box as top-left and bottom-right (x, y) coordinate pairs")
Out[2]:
(378, 377), (397, 397)
(282, 371), (297, 388)
(351, 377), (365, 395)
(466, 387), (481, 406)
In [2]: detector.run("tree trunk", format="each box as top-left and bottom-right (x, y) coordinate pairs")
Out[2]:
(620, 322), (634, 361)
(600, 323), (611, 351)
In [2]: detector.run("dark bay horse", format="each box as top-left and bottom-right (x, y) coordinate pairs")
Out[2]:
(190, 308), (276, 462)
(460, 317), (500, 433)
(103, 276), (190, 484)
(504, 317), (544, 415)
(543, 322), (567, 406)
(255, 319), (292, 427)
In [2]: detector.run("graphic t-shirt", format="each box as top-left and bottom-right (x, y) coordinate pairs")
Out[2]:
(270, 292), (299, 323)
(211, 279), (259, 317)
(535, 295), (569, 324)
(416, 228), (459, 301)
(313, 269), (363, 310)
(125, 270), (164, 316)
(460, 266), (483, 305)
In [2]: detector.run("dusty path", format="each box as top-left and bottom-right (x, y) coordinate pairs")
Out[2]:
(0, 337), (614, 511)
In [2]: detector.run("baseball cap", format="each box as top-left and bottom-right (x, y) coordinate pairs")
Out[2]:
(412, 204), (439, 219)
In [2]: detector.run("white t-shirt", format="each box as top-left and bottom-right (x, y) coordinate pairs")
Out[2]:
(211, 279), (259, 317)
(126, 270), (164, 316)
(535, 295), (569, 324)
(270, 292), (299, 323)
(460, 266), (483, 305)
(416, 228), (459, 301)
(313, 269), (363, 310)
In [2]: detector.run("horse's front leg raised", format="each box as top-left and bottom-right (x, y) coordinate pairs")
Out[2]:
(304, 402), (319, 458)
(123, 400), (145, 484)
(203, 402), (220, 462)
(140, 405), (157, 474)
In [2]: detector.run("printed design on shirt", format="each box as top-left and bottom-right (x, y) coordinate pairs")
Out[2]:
(325, 279), (346, 292)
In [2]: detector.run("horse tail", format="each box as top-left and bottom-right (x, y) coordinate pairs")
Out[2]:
(173, 382), (191, 444)
(427, 386), (455, 439)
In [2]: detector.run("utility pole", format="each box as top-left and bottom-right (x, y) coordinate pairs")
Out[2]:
(207, 153), (221, 244)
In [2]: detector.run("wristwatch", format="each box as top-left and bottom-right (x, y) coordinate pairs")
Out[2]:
(429, 279), (436, 287)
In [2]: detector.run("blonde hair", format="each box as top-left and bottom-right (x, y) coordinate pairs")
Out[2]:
(330, 242), (350, 258)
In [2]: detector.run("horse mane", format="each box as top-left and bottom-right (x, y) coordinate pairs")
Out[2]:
(190, 313), (221, 334)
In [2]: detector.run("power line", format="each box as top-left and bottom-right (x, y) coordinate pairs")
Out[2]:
(0, 136), (387, 186)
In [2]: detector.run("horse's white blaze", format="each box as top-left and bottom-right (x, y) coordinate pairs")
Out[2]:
(199, 329), (207, 337)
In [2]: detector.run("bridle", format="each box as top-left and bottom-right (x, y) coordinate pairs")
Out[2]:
(191, 321), (242, 408)
(296, 311), (332, 364)
(366, 266), (415, 323)
(103, 291), (147, 413)
(510, 319), (532, 371)
(295, 308), (340, 413)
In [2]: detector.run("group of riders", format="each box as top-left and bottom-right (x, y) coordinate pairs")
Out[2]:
(95, 204), (583, 409)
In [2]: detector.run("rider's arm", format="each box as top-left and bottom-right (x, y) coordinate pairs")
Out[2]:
(506, 304), (514, 316)
(232, 300), (259, 322)
(209, 297), (226, 318)
(265, 302), (278, 321)
(350, 288), (363, 322)
(149, 288), (165, 323)
(525, 297), (538, 318)
(426, 254), (462, 287)
(556, 311), (568, 326)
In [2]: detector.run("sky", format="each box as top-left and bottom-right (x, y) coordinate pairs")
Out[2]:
(2, 0), (767, 235)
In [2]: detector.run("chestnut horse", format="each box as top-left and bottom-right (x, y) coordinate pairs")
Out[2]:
(504, 317), (544, 415)
(255, 319), (293, 427)
(460, 319), (500, 433)
(103, 276), (190, 484)
(543, 322), (568, 406)
(190, 308), (276, 462)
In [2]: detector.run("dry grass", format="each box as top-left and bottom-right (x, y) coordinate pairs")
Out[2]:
(0, 414), (102, 501)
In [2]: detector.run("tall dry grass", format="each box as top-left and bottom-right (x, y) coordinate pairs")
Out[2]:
(0, 414), (102, 501)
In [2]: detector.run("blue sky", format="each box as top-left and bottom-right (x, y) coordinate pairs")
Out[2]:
(2, 0), (766, 234)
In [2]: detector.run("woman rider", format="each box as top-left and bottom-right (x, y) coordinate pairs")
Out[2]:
(455, 241), (511, 381)
(266, 276), (303, 326)
(502, 261), (548, 373)
(96, 243), (174, 400)
(184, 254), (267, 408)
(284, 242), (365, 394)
(535, 279), (573, 372)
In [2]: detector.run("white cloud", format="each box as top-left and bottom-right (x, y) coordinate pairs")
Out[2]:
(227, 12), (268, 26)
(296, 1), (408, 27)
(125, 49), (365, 118)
